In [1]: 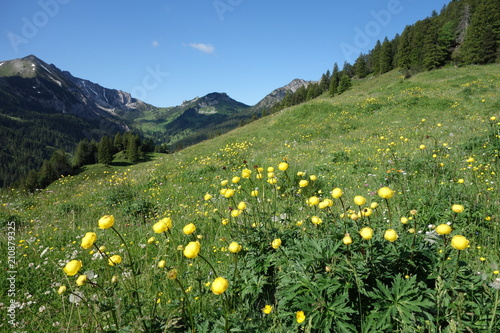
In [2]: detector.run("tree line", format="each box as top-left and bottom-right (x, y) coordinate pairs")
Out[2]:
(20, 132), (156, 192)
(266, 0), (499, 114)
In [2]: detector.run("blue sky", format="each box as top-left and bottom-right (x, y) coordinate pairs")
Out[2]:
(1, 0), (451, 107)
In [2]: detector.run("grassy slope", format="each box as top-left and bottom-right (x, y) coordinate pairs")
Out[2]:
(1, 64), (499, 330)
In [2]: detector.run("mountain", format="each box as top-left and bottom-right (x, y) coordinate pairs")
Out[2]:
(0, 55), (306, 188)
(131, 92), (252, 150)
(0, 55), (151, 130)
(251, 78), (311, 112)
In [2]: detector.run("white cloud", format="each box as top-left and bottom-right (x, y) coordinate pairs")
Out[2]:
(189, 43), (215, 54)
(152, 40), (159, 47)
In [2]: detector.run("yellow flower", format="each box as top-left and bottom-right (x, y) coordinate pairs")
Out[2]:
(400, 217), (408, 224)
(211, 277), (229, 295)
(278, 162), (289, 171)
(81, 232), (97, 249)
(308, 196), (320, 206)
(251, 190), (259, 197)
(111, 275), (118, 283)
(370, 202), (379, 209)
(224, 189), (235, 198)
(354, 195), (366, 206)
(435, 224), (452, 235)
(296, 311), (306, 324)
(408, 228), (416, 234)
(57, 285), (67, 295)
(76, 275), (87, 286)
(311, 216), (322, 225)
(98, 215), (114, 229)
(147, 237), (156, 244)
(63, 260), (82, 276)
(457, 179), (464, 184)
(299, 180), (309, 187)
(309, 175), (317, 181)
(361, 208), (373, 217)
(108, 255), (122, 266)
(220, 180), (228, 186)
(262, 305), (273, 314)
(152, 219), (169, 234)
(271, 238), (282, 249)
(228, 241), (242, 253)
(359, 227), (374, 240)
(158, 260), (166, 268)
(241, 168), (252, 178)
(451, 235), (469, 250)
(231, 209), (241, 217)
(237, 201), (247, 210)
(297, 171), (305, 177)
(204, 193), (213, 201)
(419, 144), (426, 150)
(378, 186), (394, 199)
(331, 188), (343, 198)
(452, 204), (464, 213)
(232, 176), (240, 184)
(183, 223), (196, 235)
(183, 241), (201, 258)
(384, 229), (398, 242)
(342, 233), (353, 245)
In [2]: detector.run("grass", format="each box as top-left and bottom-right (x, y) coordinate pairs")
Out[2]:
(1, 64), (499, 332)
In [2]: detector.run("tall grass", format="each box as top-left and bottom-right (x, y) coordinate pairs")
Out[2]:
(1, 65), (499, 332)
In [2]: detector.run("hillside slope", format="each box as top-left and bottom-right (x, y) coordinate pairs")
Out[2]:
(1, 64), (499, 332)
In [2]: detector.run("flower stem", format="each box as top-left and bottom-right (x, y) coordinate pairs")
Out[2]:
(489, 288), (499, 332)
(174, 278), (195, 332)
(198, 254), (219, 277)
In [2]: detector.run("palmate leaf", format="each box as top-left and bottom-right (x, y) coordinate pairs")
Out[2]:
(366, 274), (433, 329)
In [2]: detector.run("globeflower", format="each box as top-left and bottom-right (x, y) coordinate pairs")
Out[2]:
(342, 233), (353, 245)
(98, 215), (114, 229)
(63, 260), (82, 276)
(57, 285), (67, 295)
(183, 241), (201, 258)
(451, 235), (469, 250)
(311, 216), (322, 225)
(232, 176), (240, 184)
(152, 218), (171, 233)
(435, 224), (452, 235)
(296, 311), (306, 324)
(359, 227), (374, 240)
(262, 305), (273, 314)
(308, 196), (320, 206)
(271, 238), (282, 249)
(251, 190), (259, 197)
(228, 241), (242, 253)
(76, 275), (87, 286)
(224, 189), (235, 198)
(331, 188), (343, 199)
(204, 193), (213, 201)
(452, 204), (464, 213)
(183, 223), (196, 235)
(299, 180), (309, 188)
(237, 201), (247, 210)
(378, 187), (394, 199)
(211, 277), (229, 295)
(384, 229), (398, 242)
(241, 168), (252, 178)
(278, 162), (289, 171)
(81, 232), (97, 249)
(354, 195), (366, 206)
(108, 255), (122, 266)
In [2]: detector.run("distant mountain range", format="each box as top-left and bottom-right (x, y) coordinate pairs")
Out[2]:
(0, 54), (310, 187)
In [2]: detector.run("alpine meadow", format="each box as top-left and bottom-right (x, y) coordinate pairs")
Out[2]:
(1, 0), (500, 332)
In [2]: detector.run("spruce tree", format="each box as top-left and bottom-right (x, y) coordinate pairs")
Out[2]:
(329, 77), (338, 97)
(379, 37), (394, 74)
(98, 136), (113, 165)
(338, 74), (352, 94)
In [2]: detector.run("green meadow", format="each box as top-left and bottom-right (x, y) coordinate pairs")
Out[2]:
(1, 64), (499, 332)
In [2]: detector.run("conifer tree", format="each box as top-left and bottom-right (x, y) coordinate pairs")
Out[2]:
(354, 54), (368, 78)
(98, 136), (113, 165)
(379, 37), (394, 74)
(329, 76), (338, 97)
(338, 74), (352, 94)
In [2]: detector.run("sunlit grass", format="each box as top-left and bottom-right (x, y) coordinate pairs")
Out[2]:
(0, 64), (499, 332)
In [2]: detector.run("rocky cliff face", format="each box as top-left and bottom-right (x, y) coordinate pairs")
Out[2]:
(0, 55), (151, 128)
(252, 78), (311, 112)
